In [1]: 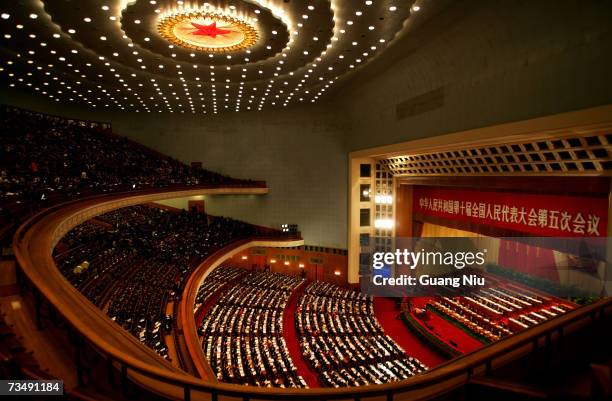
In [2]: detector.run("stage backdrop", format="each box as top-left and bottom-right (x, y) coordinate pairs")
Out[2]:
(413, 186), (608, 237)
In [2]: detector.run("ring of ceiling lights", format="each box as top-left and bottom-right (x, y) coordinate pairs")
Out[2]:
(120, 0), (295, 67)
(157, 10), (258, 53)
(2, 0), (418, 113)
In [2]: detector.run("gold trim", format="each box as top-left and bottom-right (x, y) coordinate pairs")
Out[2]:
(157, 11), (258, 53)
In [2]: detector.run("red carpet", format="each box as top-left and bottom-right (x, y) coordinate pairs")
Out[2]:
(374, 297), (447, 368)
(283, 281), (320, 387)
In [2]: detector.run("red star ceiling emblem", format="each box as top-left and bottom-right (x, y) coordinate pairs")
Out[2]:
(190, 21), (233, 38)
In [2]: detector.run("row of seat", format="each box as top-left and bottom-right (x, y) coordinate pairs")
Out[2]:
(296, 282), (428, 387)
(54, 206), (258, 359)
(296, 309), (383, 336)
(0, 105), (258, 251)
(194, 266), (246, 311)
(200, 270), (307, 388)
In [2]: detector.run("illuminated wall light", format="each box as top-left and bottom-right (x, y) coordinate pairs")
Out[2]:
(374, 219), (394, 229)
(270, 259), (277, 264)
(284, 261), (290, 266)
(334, 270), (341, 276)
(299, 263), (305, 268)
(241, 255), (248, 260)
(374, 194), (393, 205)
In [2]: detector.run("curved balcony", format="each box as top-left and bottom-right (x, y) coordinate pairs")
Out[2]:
(12, 186), (612, 401)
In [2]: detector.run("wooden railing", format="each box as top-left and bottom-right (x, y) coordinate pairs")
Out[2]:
(12, 188), (612, 401)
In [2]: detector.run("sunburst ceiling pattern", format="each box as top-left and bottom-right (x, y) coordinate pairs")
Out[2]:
(0, 0), (424, 114)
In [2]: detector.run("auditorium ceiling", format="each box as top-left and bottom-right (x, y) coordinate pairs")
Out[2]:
(0, 0), (440, 114)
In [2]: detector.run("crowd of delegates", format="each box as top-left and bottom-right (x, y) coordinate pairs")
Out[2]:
(0, 105), (253, 239)
(296, 282), (428, 387)
(200, 270), (307, 388)
(429, 285), (572, 342)
(193, 266), (245, 313)
(53, 205), (257, 359)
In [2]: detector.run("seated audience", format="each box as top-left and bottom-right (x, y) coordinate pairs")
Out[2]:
(0, 105), (254, 238)
(296, 282), (428, 387)
(200, 270), (307, 388)
(54, 205), (257, 358)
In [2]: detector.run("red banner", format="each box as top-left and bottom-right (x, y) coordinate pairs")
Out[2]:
(413, 186), (608, 237)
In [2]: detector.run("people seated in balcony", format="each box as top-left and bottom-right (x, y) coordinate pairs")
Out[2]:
(53, 205), (257, 359)
(0, 105), (253, 226)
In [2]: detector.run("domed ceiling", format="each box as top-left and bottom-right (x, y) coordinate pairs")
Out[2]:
(0, 0), (429, 114)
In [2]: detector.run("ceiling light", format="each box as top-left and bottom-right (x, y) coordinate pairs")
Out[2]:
(29, 13), (38, 19)
(389, 6), (397, 11)
(356, 11), (363, 16)
(83, 17), (92, 22)
(412, 5), (421, 11)
(1, 13), (9, 20)
(99, 36), (106, 40)
(134, 19), (141, 24)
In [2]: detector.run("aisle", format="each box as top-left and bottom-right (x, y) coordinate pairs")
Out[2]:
(282, 281), (320, 387)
